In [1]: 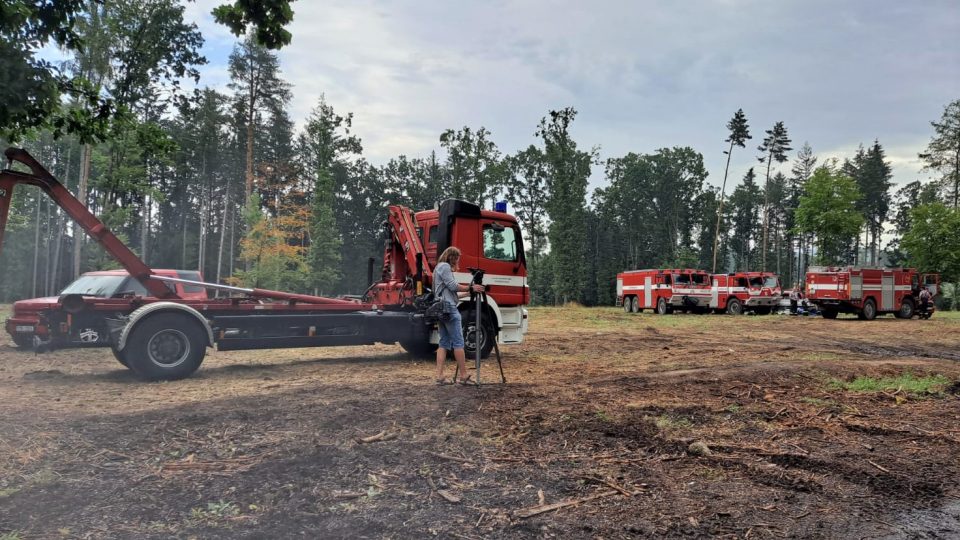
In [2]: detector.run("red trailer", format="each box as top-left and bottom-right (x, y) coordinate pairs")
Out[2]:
(805, 266), (939, 320)
(0, 148), (529, 380)
(616, 269), (712, 314)
(709, 272), (782, 315)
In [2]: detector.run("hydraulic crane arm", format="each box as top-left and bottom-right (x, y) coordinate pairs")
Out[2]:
(386, 204), (432, 287)
(0, 147), (178, 299)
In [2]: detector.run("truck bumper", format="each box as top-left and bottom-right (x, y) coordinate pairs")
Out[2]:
(745, 297), (777, 307)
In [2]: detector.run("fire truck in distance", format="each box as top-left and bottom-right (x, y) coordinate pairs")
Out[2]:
(0, 148), (529, 380)
(805, 266), (939, 320)
(617, 269), (782, 315)
(616, 269), (712, 314)
(709, 272), (782, 315)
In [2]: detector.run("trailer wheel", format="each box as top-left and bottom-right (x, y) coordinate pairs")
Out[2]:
(111, 346), (130, 367)
(896, 298), (915, 319)
(463, 309), (495, 359)
(123, 313), (207, 381)
(726, 298), (743, 315)
(400, 339), (438, 358)
(860, 299), (877, 321)
(821, 309), (838, 319)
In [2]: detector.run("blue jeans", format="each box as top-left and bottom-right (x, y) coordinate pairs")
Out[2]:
(438, 302), (464, 350)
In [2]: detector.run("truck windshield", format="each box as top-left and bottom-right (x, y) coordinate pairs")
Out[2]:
(60, 275), (127, 297)
(764, 276), (779, 288)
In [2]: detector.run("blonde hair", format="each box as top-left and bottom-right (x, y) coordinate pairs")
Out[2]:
(438, 246), (461, 266)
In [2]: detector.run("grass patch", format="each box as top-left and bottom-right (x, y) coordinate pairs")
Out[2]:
(0, 532), (22, 540)
(654, 414), (693, 430)
(0, 304), (9, 320)
(830, 373), (953, 395)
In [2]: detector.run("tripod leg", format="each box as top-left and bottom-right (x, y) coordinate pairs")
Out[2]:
(494, 339), (506, 384)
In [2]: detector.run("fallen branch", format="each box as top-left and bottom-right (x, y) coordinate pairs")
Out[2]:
(580, 475), (631, 497)
(436, 489), (461, 503)
(866, 459), (891, 474)
(514, 489), (618, 519)
(426, 451), (474, 464)
(356, 431), (398, 444)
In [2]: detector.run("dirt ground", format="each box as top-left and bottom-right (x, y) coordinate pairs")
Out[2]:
(1, 306), (959, 539)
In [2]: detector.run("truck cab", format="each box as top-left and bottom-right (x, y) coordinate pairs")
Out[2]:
(6, 269), (206, 349)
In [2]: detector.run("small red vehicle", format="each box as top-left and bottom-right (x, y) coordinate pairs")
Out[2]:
(709, 272), (782, 315)
(616, 268), (712, 314)
(805, 266), (939, 320)
(5, 269), (207, 349)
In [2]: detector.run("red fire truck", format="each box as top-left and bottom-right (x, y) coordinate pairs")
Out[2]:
(616, 269), (713, 314)
(0, 148), (529, 380)
(709, 272), (782, 315)
(805, 266), (939, 320)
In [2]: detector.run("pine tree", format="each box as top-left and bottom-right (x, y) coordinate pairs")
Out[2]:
(713, 109), (751, 272)
(757, 121), (792, 270)
(919, 99), (960, 209)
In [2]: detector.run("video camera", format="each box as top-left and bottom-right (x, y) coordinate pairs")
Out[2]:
(467, 267), (486, 288)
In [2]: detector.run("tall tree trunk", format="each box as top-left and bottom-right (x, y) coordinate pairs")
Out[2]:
(73, 143), (91, 278)
(32, 193), (41, 297)
(140, 194), (150, 265)
(713, 141), (735, 273)
(216, 182), (231, 287)
(761, 154), (772, 271)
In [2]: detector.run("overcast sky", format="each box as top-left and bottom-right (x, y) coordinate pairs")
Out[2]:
(184, 0), (959, 193)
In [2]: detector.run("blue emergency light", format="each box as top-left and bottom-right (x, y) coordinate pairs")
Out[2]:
(494, 201), (507, 213)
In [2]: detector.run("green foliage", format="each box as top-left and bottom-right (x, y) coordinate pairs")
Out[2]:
(713, 108), (751, 272)
(727, 168), (762, 270)
(213, 0), (295, 49)
(538, 108), (594, 304)
(504, 145), (549, 261)
(794, 167), (863, 265)
(757, 121), (792, 270)
(901, 203), (960, 283)
(919, 99), (960, 208)
(439, 126), (506, 207)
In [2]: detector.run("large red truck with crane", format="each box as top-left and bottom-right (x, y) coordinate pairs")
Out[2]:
(0, 148), (529, 380)
(805, 266), (939, 319)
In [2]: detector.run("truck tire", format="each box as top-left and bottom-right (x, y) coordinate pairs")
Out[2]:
(623, 296), (632, 313)
(656, 297), (669, 315)
(111, 346), (130, 367)
(122, 312), (208, 381)
(631, 296), (641, 313)
(11, 335), (33, 350)
(462, 309), (495, 359)
(896, 298), (915, 319)
(400, 339), (438, 358)
(821, 309), (838, 319)
(860, 299), (877, 321)
(726, 298), (743, 315)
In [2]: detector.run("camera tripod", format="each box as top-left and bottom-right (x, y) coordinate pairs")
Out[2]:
(453, 268), (506, 386)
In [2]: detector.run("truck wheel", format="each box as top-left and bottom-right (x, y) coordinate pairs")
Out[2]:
(400, 339), (438, 358)
(860, 299), (877, 321)
(821, 309), (838, 319)
(123, 313), (207, 381)
(896, 298), (915, 319)
(631, 296), (641, 313)
(656, 297), (669, 315)
(463, 309), (495, 359)
(11, 335), (33, 350)
(623, 297), (632, 313)
(726, 298), (743, 315)
(111, 346), (130, 368)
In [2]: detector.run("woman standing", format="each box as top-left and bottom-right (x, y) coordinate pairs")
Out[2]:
(433, 246), (485, 385)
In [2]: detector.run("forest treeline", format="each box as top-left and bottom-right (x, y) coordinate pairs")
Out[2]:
(1, 1), (958, 307)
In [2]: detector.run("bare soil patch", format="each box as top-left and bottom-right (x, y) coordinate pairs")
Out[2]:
(1, 307), (959, 538)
